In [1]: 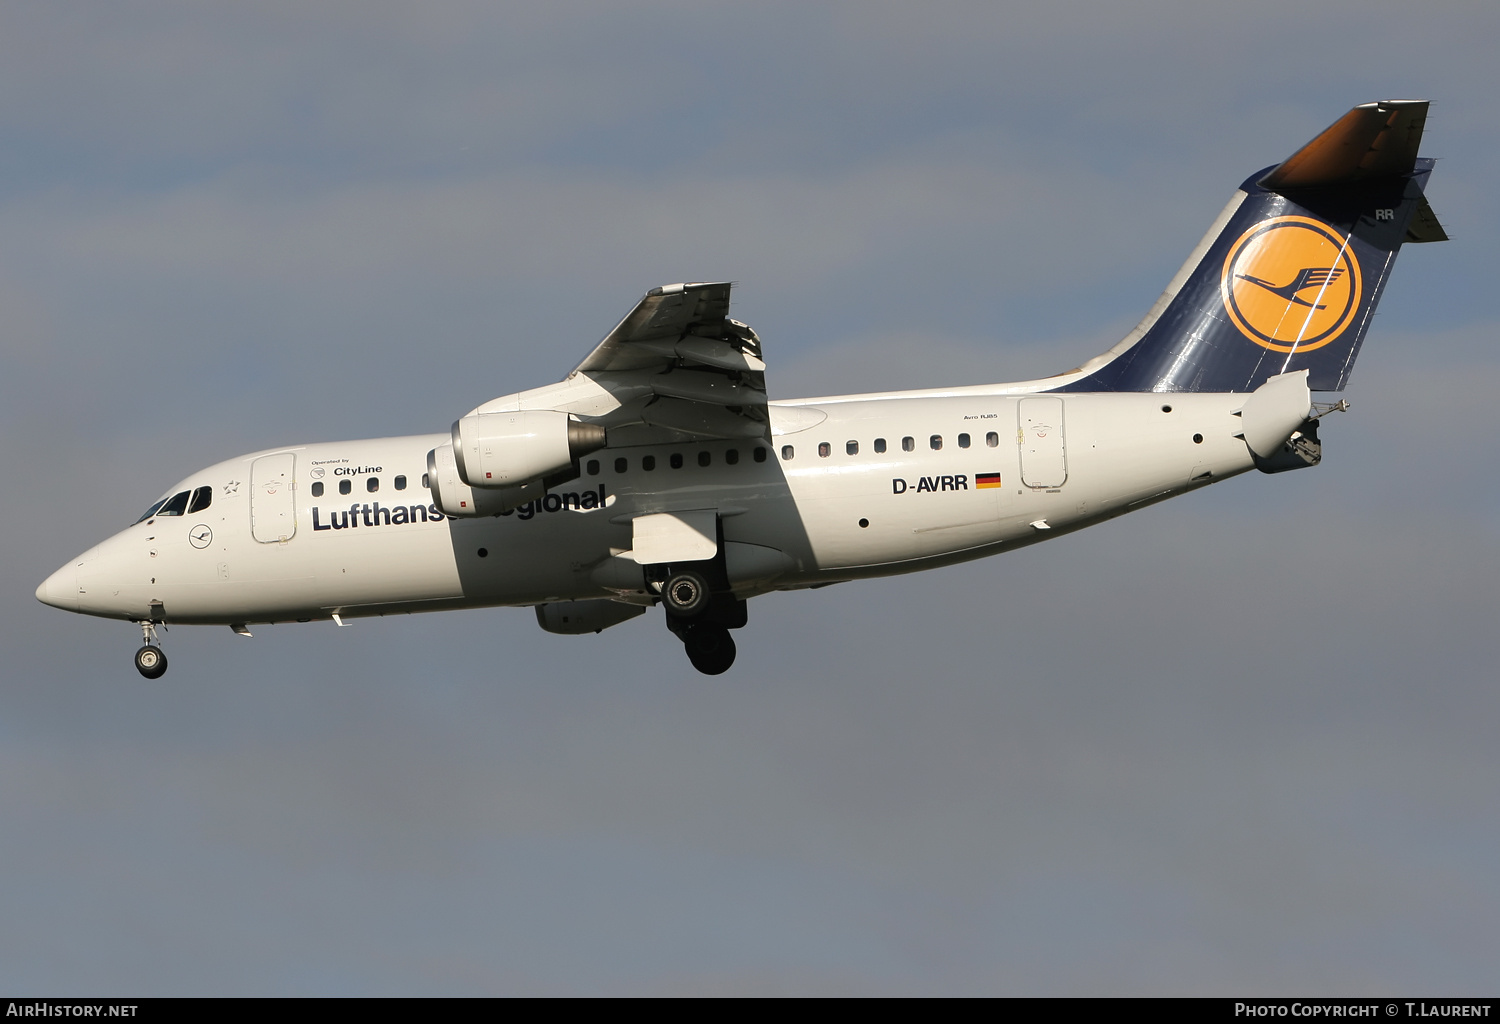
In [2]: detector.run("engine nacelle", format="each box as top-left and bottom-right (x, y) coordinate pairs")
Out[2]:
(427, 444), (544, 517)
(535, 600), (646, 635)
(452, 409), (606, 488)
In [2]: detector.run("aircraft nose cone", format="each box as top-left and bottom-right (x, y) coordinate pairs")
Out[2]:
(36, 563), (79, 612)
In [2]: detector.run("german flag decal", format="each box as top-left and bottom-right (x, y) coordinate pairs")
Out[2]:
(976, 473), (1002, 489)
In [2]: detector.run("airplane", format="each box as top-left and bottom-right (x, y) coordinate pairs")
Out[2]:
(35, 100), (1447, 677)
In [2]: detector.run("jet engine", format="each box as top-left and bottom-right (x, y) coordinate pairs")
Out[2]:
(430, 410), (608, 517)
(427, 443), (544, 517)
(452, 410), (605, 488)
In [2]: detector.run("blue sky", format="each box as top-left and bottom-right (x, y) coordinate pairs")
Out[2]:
(2, 1), (1497, 994)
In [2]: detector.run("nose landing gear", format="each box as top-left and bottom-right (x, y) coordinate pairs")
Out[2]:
(132, 620), (168, 679)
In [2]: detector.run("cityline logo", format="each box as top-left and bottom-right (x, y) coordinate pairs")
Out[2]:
(1220, 215), (1362, 354)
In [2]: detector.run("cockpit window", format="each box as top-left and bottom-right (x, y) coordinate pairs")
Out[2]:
(155, 490), (191, 517)
(134, 498), (168, 524)
(187, 486), (212, 514)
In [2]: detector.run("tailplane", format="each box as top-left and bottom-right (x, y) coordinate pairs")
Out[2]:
(1055, 100), (1445, 394)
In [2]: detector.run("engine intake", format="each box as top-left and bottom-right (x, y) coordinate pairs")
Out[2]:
(452, 410), (605, 489)
(427, 444), (544, 517)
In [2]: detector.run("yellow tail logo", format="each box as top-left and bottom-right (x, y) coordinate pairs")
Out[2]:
(1221, 216), (1362, 353)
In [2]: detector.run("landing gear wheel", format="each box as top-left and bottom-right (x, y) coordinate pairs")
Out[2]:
(683, 625), (736, 675)
(134, 645), (168, 679)
(663, 570), (710, 618)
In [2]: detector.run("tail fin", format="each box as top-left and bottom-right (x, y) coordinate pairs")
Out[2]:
(1056, 100), (1445, 394)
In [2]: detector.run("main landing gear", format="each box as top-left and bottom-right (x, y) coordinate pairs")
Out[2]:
(132, 620), (168, 679)
(657, 566), (747, 676)
(679, 622), (736, 675)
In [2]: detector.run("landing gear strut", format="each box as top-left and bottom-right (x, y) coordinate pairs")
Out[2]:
(133, 620), (168, 679)
(648, 518), (748, 675)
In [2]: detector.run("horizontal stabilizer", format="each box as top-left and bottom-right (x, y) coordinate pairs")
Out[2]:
(1259, 100), (1429, 190)
(1406, 196), (1448, 243)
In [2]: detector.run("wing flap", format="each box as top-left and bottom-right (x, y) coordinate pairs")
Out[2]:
(639, 397), (767, 439)
(626, 336), (766, 373)
(611, 367), (762, 407)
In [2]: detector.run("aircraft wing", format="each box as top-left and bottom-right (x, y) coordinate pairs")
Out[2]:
(568, 282), (769, 440)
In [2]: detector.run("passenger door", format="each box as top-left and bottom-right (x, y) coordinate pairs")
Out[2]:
(1018, 398), (1067, 489)
(250, 453), (297, 543)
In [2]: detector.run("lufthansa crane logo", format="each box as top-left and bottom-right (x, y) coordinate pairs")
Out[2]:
(1220, 215), (1362, 354)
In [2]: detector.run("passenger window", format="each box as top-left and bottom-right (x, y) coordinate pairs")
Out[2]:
(394, 475), (407, 490)
(670, 453), (684, 469)
(846, 440), (859, 455)
(958, 433), (970, 449)
(614, 457), (627, 474)
(339, 479), (352, 495)
(726, 449), (739, 465)
(986, 431), (999, 447)
(311, 481), (324, 498)
(587, 459), (600, 476)
(156, 491), (191, 517)
(781, 445), (794, 461)
(818, 442), (831, 458)
(874, 438), (887, 453)
(930, 435), (943, 450)
(642, 455), (656, 471)
(753, 447), (767, 463)
(367, 477), (379, 492)
(422, 473), (430, 489)
(902, 437), (915, 452)
(187, 485), (212, 513)
(698, 451), (711, 467)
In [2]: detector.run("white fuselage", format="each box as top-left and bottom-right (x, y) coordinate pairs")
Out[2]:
(39, 387), (1261, 627)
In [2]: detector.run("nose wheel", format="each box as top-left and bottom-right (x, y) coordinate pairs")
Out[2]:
(134, 644), (168, 679)
(132, 620), (168, 679)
